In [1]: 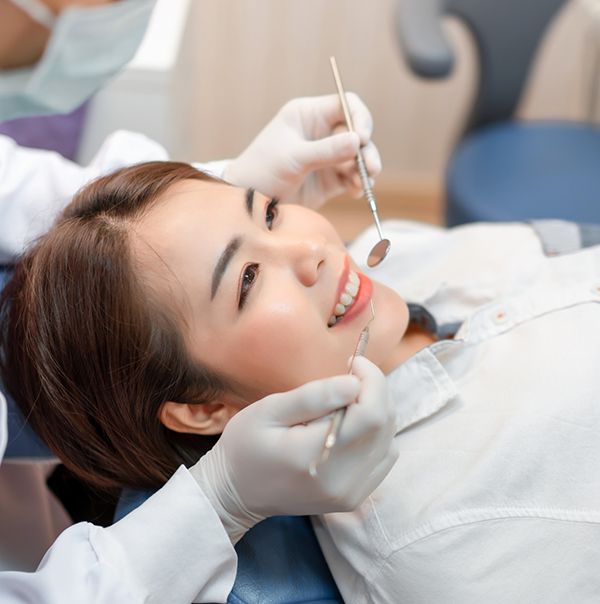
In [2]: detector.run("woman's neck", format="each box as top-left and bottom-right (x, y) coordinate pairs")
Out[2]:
(379, 322), (438, 375)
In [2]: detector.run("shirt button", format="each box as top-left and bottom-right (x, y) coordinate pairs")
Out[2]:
(491, 309), (508, 324)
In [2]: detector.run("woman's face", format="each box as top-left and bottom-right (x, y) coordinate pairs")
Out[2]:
(133, 179), (409, 407)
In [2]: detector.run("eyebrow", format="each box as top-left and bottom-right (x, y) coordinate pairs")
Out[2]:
(245, 187), (255, 217)
(211, 236), (243, 300)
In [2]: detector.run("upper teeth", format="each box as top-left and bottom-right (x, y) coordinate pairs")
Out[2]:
(328, 271), (360, 326)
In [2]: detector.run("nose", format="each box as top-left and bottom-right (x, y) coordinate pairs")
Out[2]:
(280, 234), (327, 287)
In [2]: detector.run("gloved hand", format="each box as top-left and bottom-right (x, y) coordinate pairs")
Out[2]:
(190, 357), (398, 544)
(223, 93), (382, 210)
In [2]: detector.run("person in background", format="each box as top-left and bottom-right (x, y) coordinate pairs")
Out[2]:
(0, 0), (393, 602)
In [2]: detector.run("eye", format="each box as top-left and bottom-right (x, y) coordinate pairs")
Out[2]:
(266, 198), (279, 230)
(239, 263), (260, 309)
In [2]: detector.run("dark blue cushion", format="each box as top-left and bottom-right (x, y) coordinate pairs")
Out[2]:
(446, 121), (600, 226)
(115, 488), (344, 604)
(3, 390), (55, 459)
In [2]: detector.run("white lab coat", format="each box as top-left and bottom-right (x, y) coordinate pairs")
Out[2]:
(0, 131), (228, 263)
(0, 132), (237, 603)
(0, 392), (237, 603)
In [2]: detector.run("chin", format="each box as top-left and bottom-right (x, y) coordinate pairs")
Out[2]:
(365, 280), (409, 366)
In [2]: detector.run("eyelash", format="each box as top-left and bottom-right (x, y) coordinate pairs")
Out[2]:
(238, 198), (279, 309)
(266, 198), (279, 230)
(239, 263), (260, 309)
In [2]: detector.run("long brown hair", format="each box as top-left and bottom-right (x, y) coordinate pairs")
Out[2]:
(0, 162), (231, 490)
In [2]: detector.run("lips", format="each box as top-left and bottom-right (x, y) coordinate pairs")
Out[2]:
(328, 256), (374, 328)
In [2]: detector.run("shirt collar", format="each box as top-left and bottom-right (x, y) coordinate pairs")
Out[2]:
(386, 346), (458, 433)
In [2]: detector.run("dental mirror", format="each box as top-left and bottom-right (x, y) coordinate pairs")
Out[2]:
(368, 238), (391, 267)
(329, 56), (391, 268)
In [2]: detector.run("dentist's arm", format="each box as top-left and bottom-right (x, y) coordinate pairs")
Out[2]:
(192, 359), (399, 544)
(0, 96), (379, 264)
(0, 131), (172, 264)
(0, 367), (397, 604)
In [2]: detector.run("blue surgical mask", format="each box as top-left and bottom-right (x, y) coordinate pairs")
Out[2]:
(0, 0), (156, 121)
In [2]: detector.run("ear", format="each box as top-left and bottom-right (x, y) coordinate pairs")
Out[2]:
(160, 398), (241, 436)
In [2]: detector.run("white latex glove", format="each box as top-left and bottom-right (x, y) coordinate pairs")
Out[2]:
(223, 94), (382, 210)
(190, 357), (398, 544)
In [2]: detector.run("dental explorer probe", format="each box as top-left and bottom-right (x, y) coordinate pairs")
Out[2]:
(329, 57), (391, 268)
(309, 299), (376, 477)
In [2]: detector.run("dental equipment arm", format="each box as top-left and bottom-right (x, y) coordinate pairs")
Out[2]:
(223, 94), (382, 210)
(191, 365), (399, 544)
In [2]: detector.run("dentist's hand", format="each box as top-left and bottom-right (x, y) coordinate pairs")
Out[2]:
(223, 94), (382, 210)
(190, 358), (398, 544)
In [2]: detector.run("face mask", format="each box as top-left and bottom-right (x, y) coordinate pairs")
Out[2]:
(0, 0), (156, 121)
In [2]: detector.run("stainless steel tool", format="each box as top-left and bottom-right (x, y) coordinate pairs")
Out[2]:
(329, 56), (390, 267)
(309, 298), (376, 477)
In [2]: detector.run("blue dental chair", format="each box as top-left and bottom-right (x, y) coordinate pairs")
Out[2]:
(394, 0), (600, 226)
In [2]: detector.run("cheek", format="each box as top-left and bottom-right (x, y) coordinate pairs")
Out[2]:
(210, 300), (351, 398)
(201, 284), (408, 400)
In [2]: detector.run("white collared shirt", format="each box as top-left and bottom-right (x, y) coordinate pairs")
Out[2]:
(315, 220), (600, 604)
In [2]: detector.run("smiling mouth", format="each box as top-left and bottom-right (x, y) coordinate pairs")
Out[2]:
(328, 270), (360, 327)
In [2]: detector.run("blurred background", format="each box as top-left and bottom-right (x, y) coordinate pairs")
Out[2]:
(9, 0), (600, 239)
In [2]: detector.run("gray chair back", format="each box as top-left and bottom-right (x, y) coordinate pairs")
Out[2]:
(395, 0), (569, 129)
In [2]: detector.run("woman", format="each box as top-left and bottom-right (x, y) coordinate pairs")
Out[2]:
(1, 0), (387, 596)
(3, 161), (600, 604)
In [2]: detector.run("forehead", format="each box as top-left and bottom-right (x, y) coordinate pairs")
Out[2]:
(142, 178), (241, 228)
(130, 178), (245, 305)
(134, 179), (244, 249)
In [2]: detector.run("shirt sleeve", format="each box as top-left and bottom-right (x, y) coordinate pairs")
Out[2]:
(0, 131), (170, 264)
(91, 466), (237, 604)
(0, 132), (233, 264)
(0, 466), (238, 604)
(191, 159), (230, 181)
(1, 385), (236, 604)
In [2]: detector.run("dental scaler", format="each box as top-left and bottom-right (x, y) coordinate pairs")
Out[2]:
(310, 298), (376, 477)
(329, 57), (391, 268)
